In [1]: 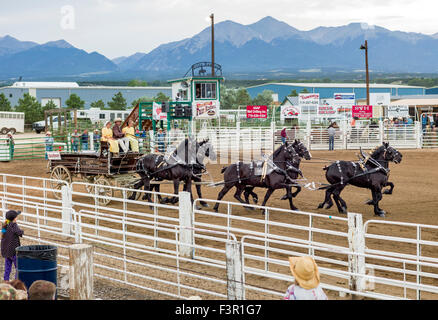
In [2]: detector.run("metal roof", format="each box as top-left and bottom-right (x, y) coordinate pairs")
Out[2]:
(247, 82), (424, 89)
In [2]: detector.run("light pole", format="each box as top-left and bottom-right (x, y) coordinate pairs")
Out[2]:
(360, 40), (370, 105)
(210, 13), (215, 76)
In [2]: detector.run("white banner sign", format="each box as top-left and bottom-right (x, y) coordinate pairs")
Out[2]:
(281, 105), (300, 119)
(195, 100), (219, 118)
(299, 93), (319, 114)
(387, 105), (409, 119)
(153, 102), (167, 120)
(370, 92), (390, 106)
(46, 151), (61, 160)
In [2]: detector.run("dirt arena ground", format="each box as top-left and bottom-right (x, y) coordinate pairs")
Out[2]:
(1, 148), (437, 299)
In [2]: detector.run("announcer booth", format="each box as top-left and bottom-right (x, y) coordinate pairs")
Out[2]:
(168, 62), (224, 134)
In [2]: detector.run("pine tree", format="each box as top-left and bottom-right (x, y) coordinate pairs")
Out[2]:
(65, 94), (85, 109)
(0, 93), (12, 111)
(107, 92), (127, 110)
(15, 93), (43, 124)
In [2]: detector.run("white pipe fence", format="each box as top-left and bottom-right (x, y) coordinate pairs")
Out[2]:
(0, 174), (437, 300)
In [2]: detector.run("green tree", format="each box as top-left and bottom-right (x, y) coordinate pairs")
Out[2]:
(235, 88), (252, 107)
(252, 90), (274, 106)
(289, 89), (298, 97)
(42, 100), (58, 112)
(221, 87), (237, 109)
(153, 92), (171, 102)
(300, 88), (310, 93)
(128, 79), (148, 87)
(131, 96), (154, 108)
(90, 100), (105, 109)
(107, 92), (127, 110)
(65, 93), (85, 109)
(0, 93), (12, 111)
(15, 93), (43, 124)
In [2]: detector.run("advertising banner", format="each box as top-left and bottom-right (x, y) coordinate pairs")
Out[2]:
(152, 102), (167, 120)
(280, 105), (300, 120)
(246, 105), (268, 118)
(334, 93), (355, 101)
(387, 105), (409, 119)
(195, 101), (219, 118)
(299, 93), (319, 110)
(352, 105), (373, 118)
(318, 102), (337, 116)
(370, 93), (391, 106)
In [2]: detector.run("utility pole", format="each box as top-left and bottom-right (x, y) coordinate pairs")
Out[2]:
(210, 13), (215, 76)
(360, 40), (370, 105)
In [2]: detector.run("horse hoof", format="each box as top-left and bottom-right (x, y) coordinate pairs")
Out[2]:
(317, 203), (324, 209)
(383, 190), (392, 195)
(200, 202), (209, 208)
(375, 211), (386, 217)
(245, 206), (255, 211)
(213, 207), (219, 212)
(291, 207), (298, 211)
(323, 203), (330, 210)
(280, 194), (289, 200)
(194, 205), (201, 210)
(341, 207), (348, 214)
(365, 199), (373, 205)
(253, 198), (258, 204)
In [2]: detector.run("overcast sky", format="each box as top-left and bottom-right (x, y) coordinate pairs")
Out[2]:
(1, 0), (438, 59)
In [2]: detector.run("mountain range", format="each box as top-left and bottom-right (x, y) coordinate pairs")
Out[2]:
(2, 16), (438, 81)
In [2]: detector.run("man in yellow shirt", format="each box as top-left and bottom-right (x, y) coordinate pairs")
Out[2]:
(101, 121), (119, 154)
(122, 120), (139, 152)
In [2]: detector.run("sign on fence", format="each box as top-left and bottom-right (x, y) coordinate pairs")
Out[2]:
(352, 105), (373, 119)
(387, 105), (409, 119)
(153, 102), (167, 120)
(299, 93), (319, 115)
(370, 93), (390, 106)
(46, 151), (61, 160)
(280, 105), (300, 119)
(195, 101), (219, 118)
(246, 105), (267, 118)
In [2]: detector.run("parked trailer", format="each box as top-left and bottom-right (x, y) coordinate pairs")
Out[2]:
(0, 111), (25, 134)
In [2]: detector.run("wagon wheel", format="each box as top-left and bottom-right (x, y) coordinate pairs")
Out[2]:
(82, 175), (95, 193)
(0, 127), (8, 135)
(92, 176), (113, 206)
(50, 165), (72, 199)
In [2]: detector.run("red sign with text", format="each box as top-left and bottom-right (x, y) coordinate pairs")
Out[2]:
(246, 105), (268, 118)
(352, 105), (373, 118)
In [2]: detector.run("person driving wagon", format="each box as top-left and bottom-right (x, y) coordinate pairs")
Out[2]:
(112, 118), (130, 155)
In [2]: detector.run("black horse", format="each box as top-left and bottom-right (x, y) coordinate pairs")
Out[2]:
(150, 139), (216, 207)
(213, 142), (302, 213)
(317, 142), (402, 217)
(243, 139), (312, 207)
(128, 138), (215, 204)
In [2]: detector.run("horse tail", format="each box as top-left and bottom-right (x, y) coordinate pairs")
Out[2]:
(221, 166), (228, 174)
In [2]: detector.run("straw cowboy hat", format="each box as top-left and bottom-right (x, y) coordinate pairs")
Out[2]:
(114, 118), (122, 123)
(288, 256), (320, 290)
(46, 131), (51, 135)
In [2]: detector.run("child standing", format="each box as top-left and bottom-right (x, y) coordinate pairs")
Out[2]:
(1, 210), (23, 281)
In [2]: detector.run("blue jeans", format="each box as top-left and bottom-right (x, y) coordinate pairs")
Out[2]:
(45, 146), (53, 159)
(82, 143), (88, 151)
(329, 136), (335, 150)
(281, 137), (286, 144)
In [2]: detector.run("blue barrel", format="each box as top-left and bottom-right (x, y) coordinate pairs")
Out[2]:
(16, 245), (57, 292)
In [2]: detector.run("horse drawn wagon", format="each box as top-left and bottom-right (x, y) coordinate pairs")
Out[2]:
(47, 149), (142, 205)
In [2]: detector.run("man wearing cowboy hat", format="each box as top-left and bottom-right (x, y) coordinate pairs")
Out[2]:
(284, 256), (328, 300)
(112, 118), (130, 154)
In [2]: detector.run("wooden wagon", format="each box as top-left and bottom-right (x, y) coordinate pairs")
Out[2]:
(48, 150), (142, 205)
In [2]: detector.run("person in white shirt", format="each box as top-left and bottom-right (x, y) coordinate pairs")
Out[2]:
(284, 256), (328, 300)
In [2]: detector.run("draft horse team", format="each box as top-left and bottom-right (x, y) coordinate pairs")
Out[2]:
(127, 134), (402, 217)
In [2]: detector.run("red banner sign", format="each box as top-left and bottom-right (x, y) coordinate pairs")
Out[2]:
(352, 105), (373, 118)
(246, 105), (267, 118)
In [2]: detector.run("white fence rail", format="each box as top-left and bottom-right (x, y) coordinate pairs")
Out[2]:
(1, 173), (438, 300)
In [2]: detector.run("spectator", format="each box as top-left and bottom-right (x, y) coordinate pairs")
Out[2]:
(93, 129), (100, 152)
(7, 279), (27, 300)
(101, 121), (119, 155)
(284, 256), (328, 300)
(45, 131), (54, 160)
(0, 283), (17, 300)
(428, 113), (435, 129)
(1, 210), (23, 281)
(327, 123), (336, 151)
(157, 128), (166, 153)
(280, 127), (287, 144)
(71, 129), (80, 152)
(28, 280), (56, 300)
(81, 130), (89, 151)
(122, 120), (139, 152)
(421, 113), (428, 133)
(6, 133), (14, 159)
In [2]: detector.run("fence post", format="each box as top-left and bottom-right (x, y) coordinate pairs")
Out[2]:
(379, 120), (384, 144)
(347, 212), (366, 298)
(178, 191), (194, 258)
(62, 185), (73, 235)
(69, 243), (94, 300)
(90, 132), (94, 151)
(226, 241), (245, 300)
(306, 119), (311, 149)
(415, 121), (422, 149)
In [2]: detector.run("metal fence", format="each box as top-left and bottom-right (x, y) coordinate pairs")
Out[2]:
(1, 174), (438, 300)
